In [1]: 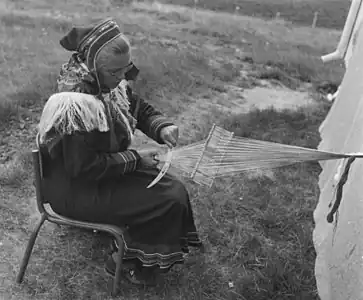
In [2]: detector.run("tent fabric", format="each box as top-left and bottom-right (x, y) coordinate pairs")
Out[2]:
(313, 24), (363, 300)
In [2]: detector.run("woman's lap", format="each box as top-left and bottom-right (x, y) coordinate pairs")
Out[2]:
(57, 169), (201, 268)
(68, 169), (190, 227)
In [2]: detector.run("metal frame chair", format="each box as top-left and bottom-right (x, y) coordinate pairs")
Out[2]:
(16, 149), (126, 296)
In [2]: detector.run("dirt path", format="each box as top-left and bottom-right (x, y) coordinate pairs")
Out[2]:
(173, 82), (316, 139)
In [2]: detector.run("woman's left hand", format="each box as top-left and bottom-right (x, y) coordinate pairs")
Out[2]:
(160, 125), (179, 148)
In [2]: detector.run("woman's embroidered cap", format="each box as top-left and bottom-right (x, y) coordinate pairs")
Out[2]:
(60, 18), (139, 80)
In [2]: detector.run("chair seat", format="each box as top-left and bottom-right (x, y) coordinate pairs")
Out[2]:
(44, 204), (126, 236)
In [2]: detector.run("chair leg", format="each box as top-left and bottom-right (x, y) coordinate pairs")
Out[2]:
(111, 235), (125, 297)
(16, 214), (47, 284)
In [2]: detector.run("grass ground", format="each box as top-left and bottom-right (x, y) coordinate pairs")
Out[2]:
(151, 0), (350, 29)
(0, 0), (340, 299)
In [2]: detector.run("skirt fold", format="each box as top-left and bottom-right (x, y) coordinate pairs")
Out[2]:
(61, 169), (202, 269)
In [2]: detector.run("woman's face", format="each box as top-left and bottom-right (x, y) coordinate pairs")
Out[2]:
(97, 54), (133, 91)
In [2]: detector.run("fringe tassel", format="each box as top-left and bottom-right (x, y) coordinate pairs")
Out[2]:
(38, 92), (109, 143)
(102, 80), (135, 142)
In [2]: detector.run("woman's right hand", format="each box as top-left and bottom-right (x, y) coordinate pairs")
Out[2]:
(137, 148), (160, 169)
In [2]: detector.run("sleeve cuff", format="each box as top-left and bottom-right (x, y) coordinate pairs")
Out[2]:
(149, 116), (174, 144)
(113, 150), (141, 174)
(129, 149), (142, 170)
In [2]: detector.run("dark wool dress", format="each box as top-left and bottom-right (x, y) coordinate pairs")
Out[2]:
(40, 72), (201, 270)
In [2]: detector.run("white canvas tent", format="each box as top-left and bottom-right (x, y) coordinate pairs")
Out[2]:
(314, 1), (363, 299)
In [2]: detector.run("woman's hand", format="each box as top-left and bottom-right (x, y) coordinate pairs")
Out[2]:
(137, 148), (160, 169)
(160, 125), (179, 149)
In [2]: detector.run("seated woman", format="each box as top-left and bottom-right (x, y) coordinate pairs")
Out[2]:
(37, 18), (202, 285)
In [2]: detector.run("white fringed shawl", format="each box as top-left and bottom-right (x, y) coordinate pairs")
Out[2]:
(38, 81), (135, 146)
(38, 92), (109, 144)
